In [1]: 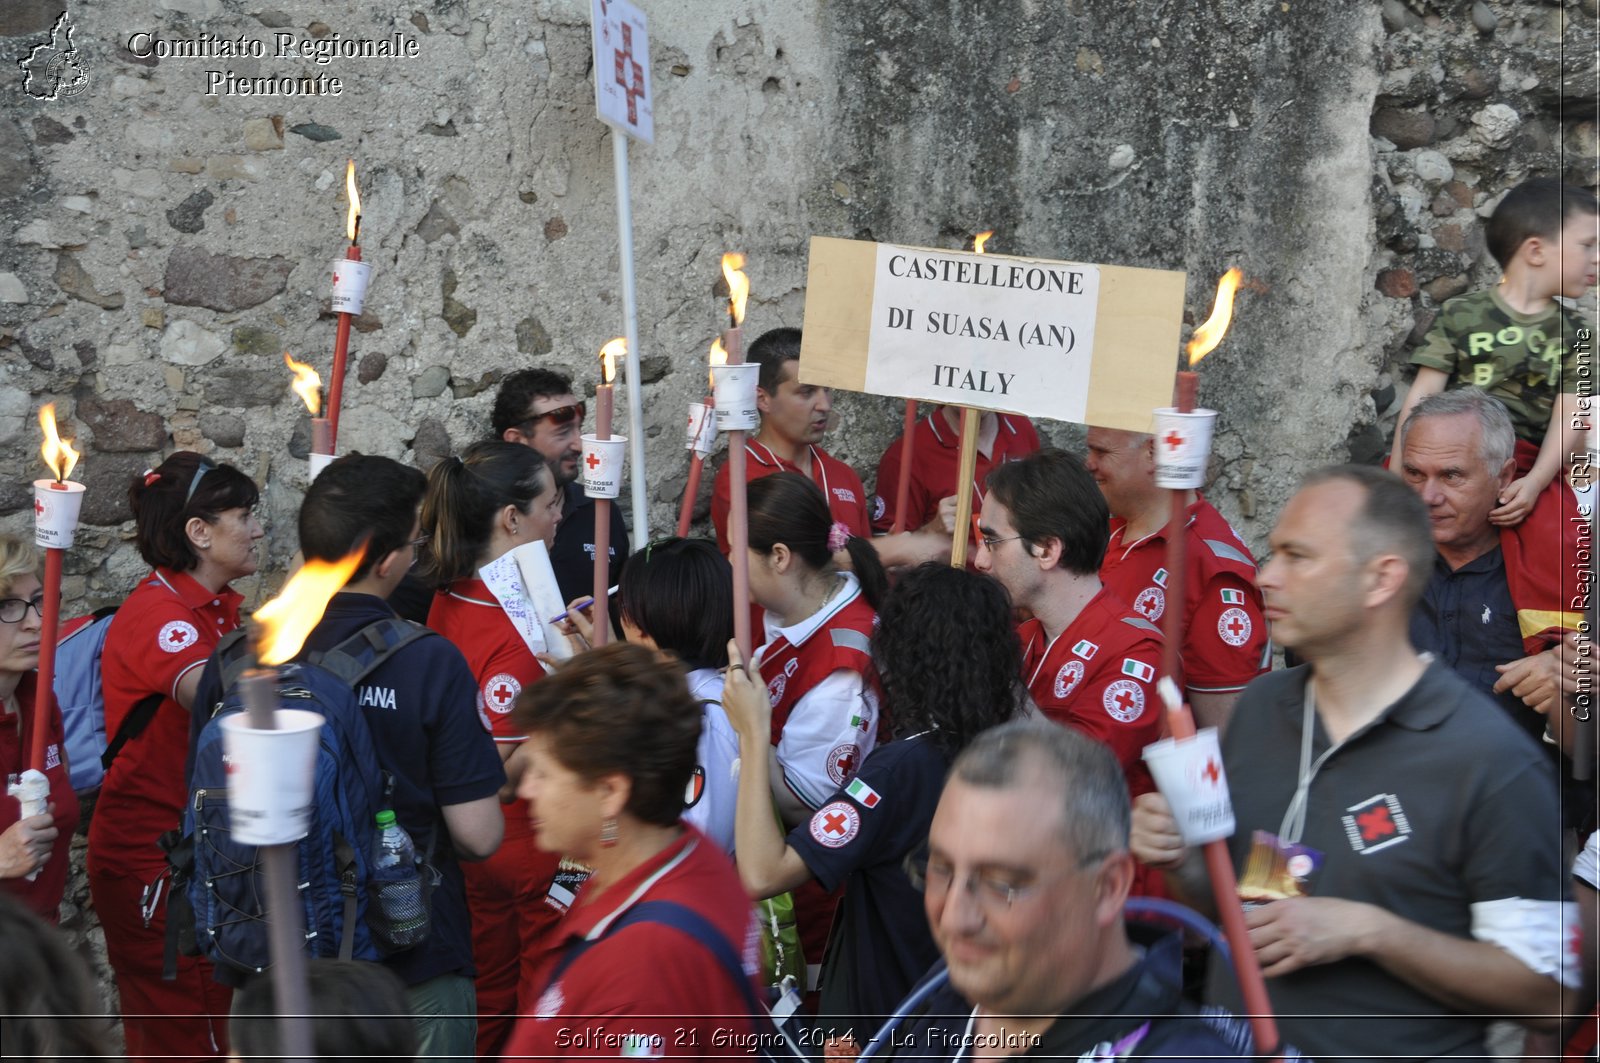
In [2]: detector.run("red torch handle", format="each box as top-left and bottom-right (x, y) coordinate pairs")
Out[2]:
(29, 547), (64, 772)
(676, 456), (704, 538)
(724, 327), (751, 664)
(327, 244), (361, 448)
(890, 400), (917, 535)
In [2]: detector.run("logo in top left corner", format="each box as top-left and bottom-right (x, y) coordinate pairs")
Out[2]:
(20, 10), (91, 102)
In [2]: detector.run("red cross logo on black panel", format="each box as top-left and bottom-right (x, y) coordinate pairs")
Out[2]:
(613, 23), (646, 125)
(1357, 805), (1396, 842)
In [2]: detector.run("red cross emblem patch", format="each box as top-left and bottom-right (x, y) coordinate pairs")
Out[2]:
(827, 742), (861, 786)
(1135, 586), (1165, 621)
(483, 673), (521, 715)
(1053, 660), (1084, 699)
(1217, 607), (1252, 646)
(158, 620), (200, 654)
(1341, 793), (1412, 854)
(1102, 679), (1146, 723)
(809, 800), (860, 848)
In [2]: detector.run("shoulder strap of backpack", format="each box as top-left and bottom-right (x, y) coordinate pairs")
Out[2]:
(99, 692), (164, 771)
(312, 617), (435, 689)
(212, 627), (258, 696)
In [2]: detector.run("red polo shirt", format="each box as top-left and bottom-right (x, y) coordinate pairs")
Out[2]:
(91, 568), (242, 874)
(1, 673), (80, 921)
(504, 827), (761, 1061)
(871, 411), (1039, 533)
(711, 439), (871, 554)
(1100, 497), (1269, 695)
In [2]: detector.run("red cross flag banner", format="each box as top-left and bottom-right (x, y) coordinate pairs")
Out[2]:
(797, 236), (1184, 431)
(590, 0), (654, 144)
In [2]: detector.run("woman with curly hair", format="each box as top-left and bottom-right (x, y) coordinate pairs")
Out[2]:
(722, 562), (1024, 1046)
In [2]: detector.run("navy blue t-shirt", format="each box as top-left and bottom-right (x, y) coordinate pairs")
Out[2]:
(551, 482), (630, 606)
(192, 592), (505, 987)
(786, 732), (948, 1039)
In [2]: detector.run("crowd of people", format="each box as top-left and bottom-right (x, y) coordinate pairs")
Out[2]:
(0, 177), (1596, 1062)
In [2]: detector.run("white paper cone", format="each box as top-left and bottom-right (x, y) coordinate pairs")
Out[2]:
(329, 259), (373, 315)
(1142, 727), (1235, 844)
(580, 434), (627, 499)
(686, 403), (718, 453)
(32, 480), (86, 549)
(1151, 407), (1218, 490)
(309, 453), (335, 480)
(220, 709), (324, 845)
(8, 769), (49, 881)
(712, 363), (759, 431)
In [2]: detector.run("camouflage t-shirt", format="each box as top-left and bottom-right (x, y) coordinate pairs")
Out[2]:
(1409, 287), (1589, 444)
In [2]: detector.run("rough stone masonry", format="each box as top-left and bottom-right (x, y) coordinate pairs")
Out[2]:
(0, 0), (1596, 1032)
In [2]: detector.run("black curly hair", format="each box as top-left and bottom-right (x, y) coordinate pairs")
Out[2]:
(871, 563), (1023, 757)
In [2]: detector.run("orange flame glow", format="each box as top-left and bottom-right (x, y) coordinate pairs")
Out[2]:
(973, 230), (994, 254)
(254, 550), (365, 665)
(722, 253), (749, 326)
(1186, 268), (1242, 367)
(708, 337), (727, 390)
(345, 160), (361, 242)
(599, 338), (626, 385)
(283, 353), (322, 416)
(38, 404), (80, 482)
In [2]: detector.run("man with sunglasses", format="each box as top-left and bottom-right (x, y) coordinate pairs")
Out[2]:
(492, 368), (630, 605)
(881, 721), (1266, 1061)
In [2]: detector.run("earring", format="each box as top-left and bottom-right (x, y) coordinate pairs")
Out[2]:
(599, 817), (619, 848)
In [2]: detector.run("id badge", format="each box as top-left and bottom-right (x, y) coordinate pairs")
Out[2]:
(1238, 830), (1323, 908)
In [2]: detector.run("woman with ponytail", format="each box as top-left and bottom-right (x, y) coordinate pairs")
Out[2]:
(419, 440), (565, 1058)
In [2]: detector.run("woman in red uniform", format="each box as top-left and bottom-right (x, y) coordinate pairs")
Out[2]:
(0, 536), (79, 922)
(504, 642), (761, 1060)
(420, 440), (565, 1057)
(745, 471), (889, 995)
(87, 453), (260, 1063)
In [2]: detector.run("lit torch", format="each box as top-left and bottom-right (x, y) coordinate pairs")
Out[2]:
(285, 353), (334, 478)
(237, 546), (363, 1063)
(28, 406), (85, 776)
(720, 254), (756, 662)
(327, 159), (370, 450)
(587, 339), (625, 645)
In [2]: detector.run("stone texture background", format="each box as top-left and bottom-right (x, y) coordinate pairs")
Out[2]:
(0, 0), (1596, 1037)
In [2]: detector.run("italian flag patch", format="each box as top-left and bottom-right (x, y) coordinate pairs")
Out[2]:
(1153, 567), (1169, 587)
(1220, 588), (1245, 605)
(846, 777), (881, 808)
(1071, 639), (1099, 660)
(1121, 658), (1155, 682)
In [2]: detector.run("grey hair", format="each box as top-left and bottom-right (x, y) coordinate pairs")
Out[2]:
(1400, 387), (1517, 474)
(950, 719), (1128, 863)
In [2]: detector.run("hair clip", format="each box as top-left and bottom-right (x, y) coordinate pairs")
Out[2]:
(143, 470), (161, 487)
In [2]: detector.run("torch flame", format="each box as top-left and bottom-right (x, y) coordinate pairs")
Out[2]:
(283, 353), (322, 416)
(722, 253), (749, 326)
(1186, 267), (1242, 367)
(254, 549), (365, 665)
(38, 405), (80, 482)
(599, 338), (626, 385)
(708, 337), (727, 390)
(973, 230), (994, 254)
(345, 159), (361, 243)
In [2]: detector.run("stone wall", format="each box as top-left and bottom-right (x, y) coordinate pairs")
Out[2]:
(0, 0), (1595, 1035)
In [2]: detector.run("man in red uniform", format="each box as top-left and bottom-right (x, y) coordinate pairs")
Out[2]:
(871, 405), (1039, 535)
(1085, 426), (1270, 731)
(976, 449), (1165, 793)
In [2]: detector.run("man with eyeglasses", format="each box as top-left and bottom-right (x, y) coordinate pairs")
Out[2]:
(975, 449), (1166, 885)
(1131, 465), (1572, 1061)
(881, 720), (1269, 1061)
(492, 368), (630, 605)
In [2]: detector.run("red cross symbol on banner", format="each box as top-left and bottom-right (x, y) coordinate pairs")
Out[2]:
(1227, 615), (1247, 637)
(585, 452), (602, 470)
(613, 22), (646, 125)
(1357, 805), (1396, 842)
(822, 810), (848, 836)
(1114, 689), (1139, 714)
(34, 497), (45, 516)
(1163, 430), (1185, 451)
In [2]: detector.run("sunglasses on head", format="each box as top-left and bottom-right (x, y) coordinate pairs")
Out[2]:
(519, 403), (586, 431)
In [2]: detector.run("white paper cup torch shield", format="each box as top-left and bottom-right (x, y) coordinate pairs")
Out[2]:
(711, 363), (760, 431)
(329, 259), (373, 315)
(1141, 727), (1235, 844)
(686, 402), (718, 453)
(220, 709), (324, 845)
(579, 435), (628, 499)
(308, 453), (335, 481)
(32, 480), (86, 549)
(1151, 407), (1218, 490)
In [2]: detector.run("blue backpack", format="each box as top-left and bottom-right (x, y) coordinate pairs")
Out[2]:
(52, 607), (167, 794)
(181, 618), (434, 975)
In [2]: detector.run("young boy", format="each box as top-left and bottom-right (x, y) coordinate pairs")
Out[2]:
(1391, 177), (1598, 525)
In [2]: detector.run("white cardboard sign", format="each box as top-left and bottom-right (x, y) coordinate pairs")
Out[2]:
(590, 0), (654, 144)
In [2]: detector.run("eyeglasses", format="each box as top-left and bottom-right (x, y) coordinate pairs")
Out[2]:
(184, 460), (216, 506)
(904, 848), (1039, 910)
(0, 593), (46, 624)
(978, 533), (1026, 550)
(518, 403), (586, 432)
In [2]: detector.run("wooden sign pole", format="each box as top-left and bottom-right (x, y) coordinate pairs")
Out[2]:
(947, 406), (980, 568)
